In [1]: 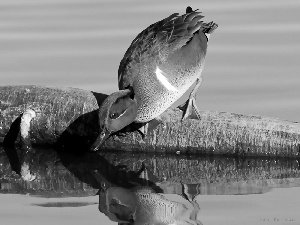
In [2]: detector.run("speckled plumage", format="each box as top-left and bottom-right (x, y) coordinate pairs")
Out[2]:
(99, 186), (201, 225)
(118, 9), (217, 123)
(134, 191), (192, 224)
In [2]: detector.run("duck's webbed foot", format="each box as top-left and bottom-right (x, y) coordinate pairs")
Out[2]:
(178, 77), (202, 120)
(178, 96), (201, 120)
(180, 182), (194, 202)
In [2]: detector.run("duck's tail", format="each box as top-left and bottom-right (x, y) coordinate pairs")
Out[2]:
(201, 21), (218, 34)
(185, 6), (218, 35)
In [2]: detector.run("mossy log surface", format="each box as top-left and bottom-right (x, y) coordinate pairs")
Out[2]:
(0, 85), (300, 157)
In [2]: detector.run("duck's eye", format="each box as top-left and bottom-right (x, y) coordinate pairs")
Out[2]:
(109, 112), (119, 119)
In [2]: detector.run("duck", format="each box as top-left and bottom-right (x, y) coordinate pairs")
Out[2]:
(91, 6), (217, 151)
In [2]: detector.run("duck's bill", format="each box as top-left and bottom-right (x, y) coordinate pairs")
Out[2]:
(90, 130), (110, 151)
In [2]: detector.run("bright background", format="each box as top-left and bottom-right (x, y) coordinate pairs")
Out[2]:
(1, 0), (300, 121)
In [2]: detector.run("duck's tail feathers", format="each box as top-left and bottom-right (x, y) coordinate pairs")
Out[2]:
(201, 21), (218, 34)
(184, 7), (218, 35)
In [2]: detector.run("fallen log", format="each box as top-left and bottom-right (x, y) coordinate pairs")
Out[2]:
(0, 85), (102, 148)
(0, 85), (299, 157)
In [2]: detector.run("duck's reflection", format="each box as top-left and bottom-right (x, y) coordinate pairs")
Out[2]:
(97, 185), (202, 225)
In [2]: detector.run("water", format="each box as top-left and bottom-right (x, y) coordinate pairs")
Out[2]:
(0, 146), (300, 224)
(1, 0), (300, 121)
(2, 147), (300, 197)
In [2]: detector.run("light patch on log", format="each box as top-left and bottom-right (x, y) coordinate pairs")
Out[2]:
(20, 109), (36, 139)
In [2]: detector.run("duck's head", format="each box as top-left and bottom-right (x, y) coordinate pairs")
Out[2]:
(91, 89), (137, 151)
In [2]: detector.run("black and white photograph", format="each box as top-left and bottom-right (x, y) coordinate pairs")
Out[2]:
(0, 0), (299, 224)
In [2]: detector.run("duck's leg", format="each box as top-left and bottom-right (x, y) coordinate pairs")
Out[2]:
(111, 118), (161, 141)
(178, 77), (202, 120)
(138, 116), (163, 138)
(181, 182), (203, 225)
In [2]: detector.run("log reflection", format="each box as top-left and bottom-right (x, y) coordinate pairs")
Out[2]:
(0, 146), (300, 224)
(0, 147), (299, 197)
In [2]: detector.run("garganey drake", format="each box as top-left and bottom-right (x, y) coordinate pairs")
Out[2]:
(91, 6), (217, 151)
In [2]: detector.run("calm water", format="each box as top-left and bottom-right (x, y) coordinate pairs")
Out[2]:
(0, 146), (300, 224)
(1, 0), (300, 121)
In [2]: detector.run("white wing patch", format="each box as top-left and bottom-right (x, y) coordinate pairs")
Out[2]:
(155, 66), (177, 92)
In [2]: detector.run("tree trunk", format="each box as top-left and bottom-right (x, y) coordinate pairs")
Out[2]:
(0, 85), (299, 157)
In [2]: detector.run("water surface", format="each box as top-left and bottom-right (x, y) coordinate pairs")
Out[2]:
(0, 146), (300, 224)
(1, 0), (300, 121)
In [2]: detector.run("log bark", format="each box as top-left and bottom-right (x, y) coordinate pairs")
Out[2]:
(0, 85), (300, 157)
(0, 85), (102, 147)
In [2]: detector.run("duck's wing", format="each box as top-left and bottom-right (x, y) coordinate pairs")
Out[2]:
(118, 10), (217, 90)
